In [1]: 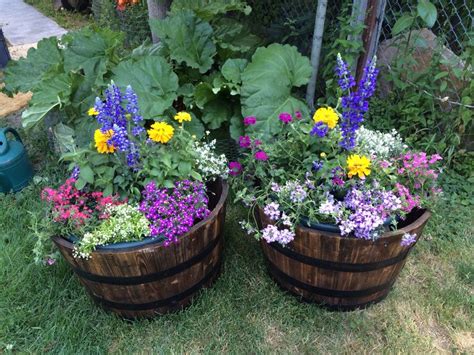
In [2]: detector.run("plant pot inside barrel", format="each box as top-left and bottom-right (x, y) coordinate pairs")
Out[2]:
(258, 207), (431, 310)
(53, 179), (228, 319)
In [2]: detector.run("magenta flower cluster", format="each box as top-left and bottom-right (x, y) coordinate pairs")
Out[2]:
(139, 180), (210, 246)
(279, 112), (293, 124)
(395, 152), (443, 212)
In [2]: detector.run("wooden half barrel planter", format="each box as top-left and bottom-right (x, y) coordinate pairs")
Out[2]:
(258, 207), (431, 310)
(53, 180), (228, 318)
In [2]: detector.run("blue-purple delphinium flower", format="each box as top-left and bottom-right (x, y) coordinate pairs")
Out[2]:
(335, 53), (356, 91)
(312, 160), (323, 172)
(125, 85), (145, 137)
(94, 83), (144, 168)
(310, 121), (329, 137)
(335, 54), (379, 151)
(70, 165), (80, 180)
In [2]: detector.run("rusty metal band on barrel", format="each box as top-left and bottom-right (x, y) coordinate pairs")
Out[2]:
(72, 233), (222, 285)
(268, 241), (410, 272)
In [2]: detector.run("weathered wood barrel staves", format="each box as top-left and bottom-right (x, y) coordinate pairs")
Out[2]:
(53, 180), (228, 318)
(258, 208), (431, 310)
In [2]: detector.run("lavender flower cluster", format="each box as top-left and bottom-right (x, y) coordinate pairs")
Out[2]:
(271, 180), (308, 203)
(319, 183), (401, 240)
(94, 84), (144, 168)
(335, 54), (379, 150)
(261, 225), (295, 245)
(139, 180), (210, 245)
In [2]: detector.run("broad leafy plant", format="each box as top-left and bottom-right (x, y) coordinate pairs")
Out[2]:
(2, 27), (124, 150)
(146, 0), (261, 139)
(240, 44), (312, 137)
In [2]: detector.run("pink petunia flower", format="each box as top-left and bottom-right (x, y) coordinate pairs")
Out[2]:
(243, 116), (257, 126)
(239, 136), (251, 148)
(229, 161), (242, 176)
(279, 112), (292, 124)
(255, 151), (269, 161)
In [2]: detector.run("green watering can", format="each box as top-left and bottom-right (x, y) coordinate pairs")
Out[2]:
(0, 128), (34, 193)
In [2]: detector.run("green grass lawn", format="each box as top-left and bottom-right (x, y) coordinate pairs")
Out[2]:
(0, 123), (473, 353)
(24, 0), (93, 30)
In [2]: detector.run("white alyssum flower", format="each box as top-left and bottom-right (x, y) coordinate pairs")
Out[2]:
(193, 139), (228, 181)
(73, 204), (150, 259)
(356, 126), (407, 159)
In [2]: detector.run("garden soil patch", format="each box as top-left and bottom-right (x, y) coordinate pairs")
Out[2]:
(0, 90), (31, 118)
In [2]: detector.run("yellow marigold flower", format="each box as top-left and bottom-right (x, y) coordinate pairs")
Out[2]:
(174, 111), (192, 124)
(347, 154), (371, 179)
(313, 107), (339, 129)
(148, 122), (174, 144)
(88, 107), (99, 116)
(94, 129), (116, 154)
(320, 152), (327, 158)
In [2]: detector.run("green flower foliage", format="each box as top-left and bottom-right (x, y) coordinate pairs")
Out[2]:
(61, 124), (207, 200)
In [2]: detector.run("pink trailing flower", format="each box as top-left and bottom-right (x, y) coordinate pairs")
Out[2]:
(243, 116), (257, 126)
(429, 154), (442, 164)
(395, 183), (420, 213)
(255, 151), (269, 161)
(254, 139), (262, 146)
(239, 136), (251, 148)
(295, 111), (303, 119)
(229, 161), (242, 176)
(279, 112), (292, 124)
(41, 179), (122, 227)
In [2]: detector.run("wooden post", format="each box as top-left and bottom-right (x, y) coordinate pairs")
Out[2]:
(305, 0), (328, 111)
(147, 0), (172, 44)
(348, 0), (368, 51)
(355, 0), (387, 81)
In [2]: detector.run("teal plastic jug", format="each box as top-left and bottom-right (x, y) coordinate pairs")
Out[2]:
(0, 128), (34, 193)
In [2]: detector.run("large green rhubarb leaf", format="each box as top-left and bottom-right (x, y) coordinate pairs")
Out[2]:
(21, 73), (72, 128)
(3, 37), (62, 94)
(170, 0), (251, 21)
(112, 56), (179, 118)
(63, 28), (123, 88)
(213, 18), (260, 55)
(150, 10), (216, 74)
(241, 44), (312, 136)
